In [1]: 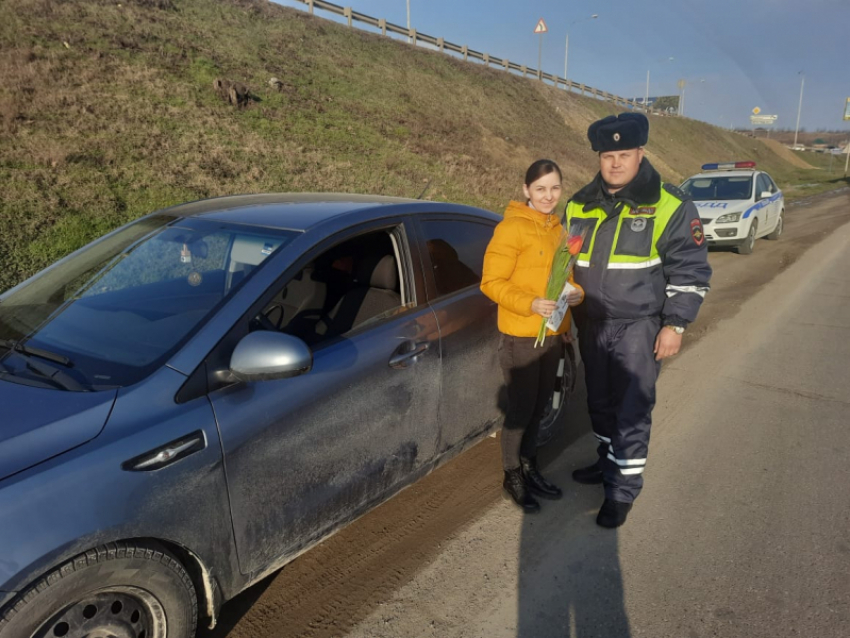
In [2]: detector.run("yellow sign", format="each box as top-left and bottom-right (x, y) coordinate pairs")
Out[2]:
(844, 97), (850, 121)
(752, 107), (761, 115)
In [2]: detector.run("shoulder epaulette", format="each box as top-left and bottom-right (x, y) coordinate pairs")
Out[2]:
(662, 182), (690, 202)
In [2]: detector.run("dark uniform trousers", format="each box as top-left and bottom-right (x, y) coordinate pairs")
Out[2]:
(577, 317), (662, 503)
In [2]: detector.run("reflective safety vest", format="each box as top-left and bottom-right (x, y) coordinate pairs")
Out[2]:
(565, 185), (684, 271)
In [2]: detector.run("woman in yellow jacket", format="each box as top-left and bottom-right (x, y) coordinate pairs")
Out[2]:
(481, 160), (583, 513)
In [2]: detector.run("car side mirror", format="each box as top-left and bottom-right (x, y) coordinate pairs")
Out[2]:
(230, 331), (313, 382)
(759, 190), (772, 200)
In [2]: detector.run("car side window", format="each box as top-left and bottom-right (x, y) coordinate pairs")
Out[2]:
(420, 219), (494, 298)
(765, 175), (779, 192)
(256, 227), (410, 347)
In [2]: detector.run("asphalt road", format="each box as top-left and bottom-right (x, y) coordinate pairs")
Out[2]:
(203, 187), (850, 638)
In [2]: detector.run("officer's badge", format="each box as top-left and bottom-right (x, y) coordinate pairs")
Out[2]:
(613, 132), (621, 142)
(690, 219), (705, 246)
(631, 218), (647, 232)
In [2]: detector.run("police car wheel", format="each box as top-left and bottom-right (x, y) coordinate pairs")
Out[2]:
(766, 210), (784, 240)
(736, 220), (758, 255)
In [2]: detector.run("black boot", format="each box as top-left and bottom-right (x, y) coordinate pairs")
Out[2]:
(596, 498), (633, 528)
(502, 468), (540, 513)
(521, 457), (563, 499)
(572, 460), (604, 485)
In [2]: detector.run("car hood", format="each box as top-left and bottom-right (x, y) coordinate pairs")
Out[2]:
(0, 379), (117, 482)
(694, 201), (750, 219)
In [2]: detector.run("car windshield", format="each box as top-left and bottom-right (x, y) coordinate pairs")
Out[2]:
(0, 216), (298, 391)
(680, 176), (754, 201)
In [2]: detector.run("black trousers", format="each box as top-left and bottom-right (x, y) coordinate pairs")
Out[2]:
(499, 334), (562, 471)
(576, 317), (662, 503)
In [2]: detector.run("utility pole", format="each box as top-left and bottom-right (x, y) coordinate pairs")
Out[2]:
(406, 0), (411, 44)
(793, 72), (805, 148)
(564, 14), (597, 87)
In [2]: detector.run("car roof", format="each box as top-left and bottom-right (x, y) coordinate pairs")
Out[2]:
(156, 193), (500, 231)
(687, 171), (759, 180)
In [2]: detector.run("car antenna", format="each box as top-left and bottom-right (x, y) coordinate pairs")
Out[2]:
(416, 179), (433, 200)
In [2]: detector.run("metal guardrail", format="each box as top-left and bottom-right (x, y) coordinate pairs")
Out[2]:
(291, 0), (666, 115)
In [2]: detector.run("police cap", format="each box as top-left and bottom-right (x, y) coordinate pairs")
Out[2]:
(587, 112), (649, 152)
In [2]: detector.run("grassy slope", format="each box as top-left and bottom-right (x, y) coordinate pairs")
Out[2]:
(0, 0), (841, 292)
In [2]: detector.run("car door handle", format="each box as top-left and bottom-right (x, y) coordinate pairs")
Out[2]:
(389, 342), (430, 369)
(122, 430), (207, 472)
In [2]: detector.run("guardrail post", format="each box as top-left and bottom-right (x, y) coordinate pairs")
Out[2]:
(410, 29), (417, 46)
(579, 83), (585, 95)
(521, 65), (527, 77)
(437, 37), (444, 52)
(483, 53), (490, 66)
(344, 7), (352, 27)
(379, 18), (386, 35)
(462, 45), (468, 61)
(306, 0), (313, 15)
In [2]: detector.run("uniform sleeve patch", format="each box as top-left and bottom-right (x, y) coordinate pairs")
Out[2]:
(690, 218), (705, 246)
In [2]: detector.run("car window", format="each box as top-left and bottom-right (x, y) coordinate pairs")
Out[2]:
(765, 175), (779, 192)
(420, 220), (493, 298)
(680, 176), (753, 201)
(756, 174), (771, 196)
(0, 218), (298, 390)
(257, 227), (409, 347)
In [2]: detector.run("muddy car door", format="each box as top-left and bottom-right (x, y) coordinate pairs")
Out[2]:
(208, 219), (442, 576)
(415, 215), (503, 455)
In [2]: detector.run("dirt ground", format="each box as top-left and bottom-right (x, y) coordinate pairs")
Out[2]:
(200, 187), (850, 638)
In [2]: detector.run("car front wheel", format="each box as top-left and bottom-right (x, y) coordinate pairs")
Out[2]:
(736, 220), (758, 255)
(0, 542), (197, 638)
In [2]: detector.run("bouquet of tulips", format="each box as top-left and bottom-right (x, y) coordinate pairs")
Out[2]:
(534, 225), (588, 347)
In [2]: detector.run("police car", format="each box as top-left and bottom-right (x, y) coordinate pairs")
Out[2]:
(679, 162), (784, 254)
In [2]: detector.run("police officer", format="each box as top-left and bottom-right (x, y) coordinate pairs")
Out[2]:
(567, 112), (712, 528)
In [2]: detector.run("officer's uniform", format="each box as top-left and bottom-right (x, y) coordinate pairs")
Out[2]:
(567, 113), (712, 505)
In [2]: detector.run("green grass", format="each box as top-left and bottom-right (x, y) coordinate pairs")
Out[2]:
(0, 0), (844, 292)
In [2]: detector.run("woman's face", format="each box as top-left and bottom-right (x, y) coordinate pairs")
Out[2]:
(523, 171), (562, 215)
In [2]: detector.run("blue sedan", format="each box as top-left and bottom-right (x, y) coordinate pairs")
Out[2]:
(0, 194), (574, 638)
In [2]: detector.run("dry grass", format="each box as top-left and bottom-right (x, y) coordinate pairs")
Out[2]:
(0, 0), (840, 292)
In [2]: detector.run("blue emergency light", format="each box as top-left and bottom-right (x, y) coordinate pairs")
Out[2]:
(701, 161), (757, 171)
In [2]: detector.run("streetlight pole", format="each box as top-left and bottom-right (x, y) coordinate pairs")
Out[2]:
(645, 56), (673, 112)
(406, 0), (411, 43)
(564, 14), (598, 88)
(793, 72), (805, 148)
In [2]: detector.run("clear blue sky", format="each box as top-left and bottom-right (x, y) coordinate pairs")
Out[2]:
(273, 0), (850, 134)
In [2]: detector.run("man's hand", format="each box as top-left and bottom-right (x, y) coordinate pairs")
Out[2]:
(531, 298), (557, 318)
(566, 289), (583, 306)
(654, 326), (683, 361)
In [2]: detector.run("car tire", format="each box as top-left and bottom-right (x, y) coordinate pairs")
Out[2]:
(0, 542), (197, 638)
(736, 220), (758, 255)
(766, 210), (784, 240)
(536, 341), (578, 448)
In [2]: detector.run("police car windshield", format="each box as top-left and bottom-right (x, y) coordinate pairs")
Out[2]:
(680, 176), (753, 201)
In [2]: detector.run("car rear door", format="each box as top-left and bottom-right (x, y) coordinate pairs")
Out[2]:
(414, 215), (503, 455)
(208, 218), (442, 576)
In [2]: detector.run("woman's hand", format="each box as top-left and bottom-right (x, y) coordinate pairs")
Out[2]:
(531, 297), (557, 319)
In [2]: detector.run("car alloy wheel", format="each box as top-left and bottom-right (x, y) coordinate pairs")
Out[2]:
(33, 588), (165, 638)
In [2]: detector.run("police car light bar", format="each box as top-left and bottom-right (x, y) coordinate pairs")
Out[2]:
(701, 161), (757, 170)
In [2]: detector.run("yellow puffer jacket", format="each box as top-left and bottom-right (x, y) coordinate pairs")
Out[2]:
(481, 200), (582, 338)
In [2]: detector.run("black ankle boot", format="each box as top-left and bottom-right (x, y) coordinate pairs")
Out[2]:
(520, 457), (563, 499)
(503, 468), (540, 513)
(572, 460), (604, 485)
(596, 498), (633, 528)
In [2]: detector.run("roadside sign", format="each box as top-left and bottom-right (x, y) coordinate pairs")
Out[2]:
(534, 19), (548, 33)
(844, 97), (850, 121)
(752, 107), (761, 115)
(750, 114), (778, 125)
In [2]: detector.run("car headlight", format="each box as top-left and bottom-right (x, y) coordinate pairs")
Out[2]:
(715, 212), (742, 224)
